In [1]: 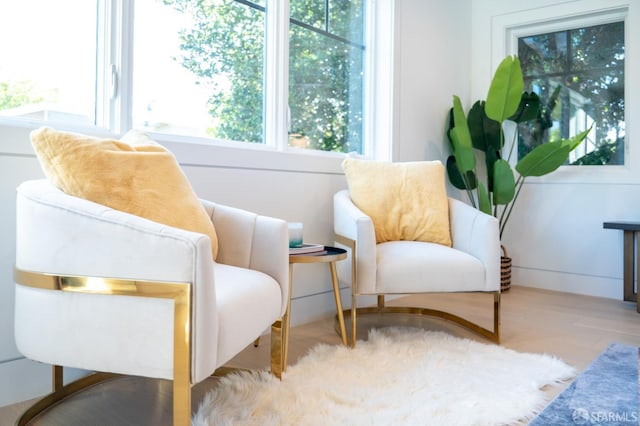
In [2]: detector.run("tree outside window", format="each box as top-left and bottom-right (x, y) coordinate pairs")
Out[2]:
(288, 0), (364, 153)
(518, 21), (625, 165)
(0, 0), (366, 156)
(162, 0), (365, 153)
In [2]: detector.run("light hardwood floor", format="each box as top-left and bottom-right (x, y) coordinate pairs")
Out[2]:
(1, 286), (639, 425)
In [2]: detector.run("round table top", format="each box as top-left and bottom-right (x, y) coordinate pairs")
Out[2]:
(289, 246), (347, 264)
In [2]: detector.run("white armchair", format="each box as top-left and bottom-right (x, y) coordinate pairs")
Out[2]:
(14, 179), (289, 425)
(334, 189), (501, 345)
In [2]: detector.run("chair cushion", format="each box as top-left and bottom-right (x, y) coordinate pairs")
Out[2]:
(213, 263), (282, 366)
(375, 241), (486, 293)
(342, 159), (451, 246)
(30, 127), (218, 260)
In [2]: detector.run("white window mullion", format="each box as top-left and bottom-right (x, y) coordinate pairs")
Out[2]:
(94, 0), (112, 130)
(98, 0), (133, 135)
(264, 0), (290, 149)
(116, 0), (134, 134)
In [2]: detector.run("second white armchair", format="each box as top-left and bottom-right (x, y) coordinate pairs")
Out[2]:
(334, 188), (501, 346)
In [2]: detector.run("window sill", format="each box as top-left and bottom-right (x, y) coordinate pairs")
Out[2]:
(0, 120), (348, 176)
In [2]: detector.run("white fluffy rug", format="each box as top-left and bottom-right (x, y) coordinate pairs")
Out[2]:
(193, 328), (575, 426)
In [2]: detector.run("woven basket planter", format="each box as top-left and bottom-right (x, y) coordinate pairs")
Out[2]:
(500, 245), (512, 292)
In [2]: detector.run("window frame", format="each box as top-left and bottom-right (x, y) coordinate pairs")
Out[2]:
(492, 2), (634, 185)
(517, 19), (627, 167)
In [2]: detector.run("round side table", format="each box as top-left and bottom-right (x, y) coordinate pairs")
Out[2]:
(284, 246), (348, 369)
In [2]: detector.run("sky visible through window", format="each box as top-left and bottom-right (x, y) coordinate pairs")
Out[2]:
(0, 1), (97, 122)
(133, 0), (215, 136)
(0, 0), (212, 132)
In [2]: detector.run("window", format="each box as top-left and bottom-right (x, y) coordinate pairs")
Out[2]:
(0, 1), (99, 126)
(288, 0), (365, 153)
(517, 21), (625, 166)
(0, 0), (367, 155)
(135, 0), (266, 142)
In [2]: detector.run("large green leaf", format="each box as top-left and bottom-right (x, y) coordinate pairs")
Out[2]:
(485, 56), (524, 123)
(450, 95), (475, 173)
(515, 141), (571, 177)
(562, 127), (592, 152)
(446, 107), (455, 148)
(485, 147), (500, 192)
(446, 155), (477, 190)
(468, 101), (501, 153)
(492, 159), (515, 205)
(477, 182), (492, 215)
(508, 92), (541, 123)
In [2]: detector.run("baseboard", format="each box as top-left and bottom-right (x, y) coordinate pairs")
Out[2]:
(512, 266), (623, 300)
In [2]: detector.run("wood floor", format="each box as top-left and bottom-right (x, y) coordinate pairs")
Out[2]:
(1, 286), (639, 425)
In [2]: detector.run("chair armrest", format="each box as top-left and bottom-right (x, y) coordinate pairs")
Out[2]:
(16, 180), (213, 285)
(333, 189), (377, 294)
(202, 201), (289, 315)
(448, 198), (500, 291)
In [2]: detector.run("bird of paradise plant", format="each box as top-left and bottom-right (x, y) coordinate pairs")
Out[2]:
(446, 55), (591, 239)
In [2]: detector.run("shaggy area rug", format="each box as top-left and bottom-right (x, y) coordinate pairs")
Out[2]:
(193, 328), (575, 426)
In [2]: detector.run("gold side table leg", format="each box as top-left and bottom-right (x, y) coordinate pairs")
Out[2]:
(329, 261), (347, 345)
(283, 263), (294, 371)
(351, 293), (357, 348)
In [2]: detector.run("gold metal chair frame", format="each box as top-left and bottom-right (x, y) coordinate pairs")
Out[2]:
(334, 234), (501, 346)
(13, 267), (285, 426)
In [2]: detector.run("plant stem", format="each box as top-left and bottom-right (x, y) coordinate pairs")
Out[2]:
(467, 188), (477, 208)
(499, 175), (526, 238)
(506, 122), (518, 163)
(461, 174), (477, 209)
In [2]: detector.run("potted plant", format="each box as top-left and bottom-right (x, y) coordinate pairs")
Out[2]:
(446, 55), (591, 290)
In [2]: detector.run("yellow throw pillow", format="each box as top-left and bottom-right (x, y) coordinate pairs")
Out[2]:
(342, 158), (451, 246)
(31, 127), (219, 260)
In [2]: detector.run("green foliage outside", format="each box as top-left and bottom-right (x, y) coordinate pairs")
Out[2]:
(517, 21), (625, 166)
(0, 81), (44, 111)
(163, 0), (364, 153)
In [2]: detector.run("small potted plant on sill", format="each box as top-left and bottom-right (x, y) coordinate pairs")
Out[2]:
(446, 55), (591, 291)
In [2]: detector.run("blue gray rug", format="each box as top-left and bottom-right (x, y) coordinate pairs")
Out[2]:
(530, 343), (639, 425)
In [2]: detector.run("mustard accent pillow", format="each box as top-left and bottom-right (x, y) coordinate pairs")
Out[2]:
(342, 159), (451, 246)
(30, 127), (219, 260)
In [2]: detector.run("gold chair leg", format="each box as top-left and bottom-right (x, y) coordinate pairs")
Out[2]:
(173, 379), (190, 426)
(52, 365), (63, 392)
(270, 319), (284, 379)
(171, 281), (192, 426)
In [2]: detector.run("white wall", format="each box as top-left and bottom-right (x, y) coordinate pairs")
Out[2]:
(470, 0), (640, 299)
(5, 0), (637, 410)
(394, 0), (471, 162)
(0, 0), (472, 407)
